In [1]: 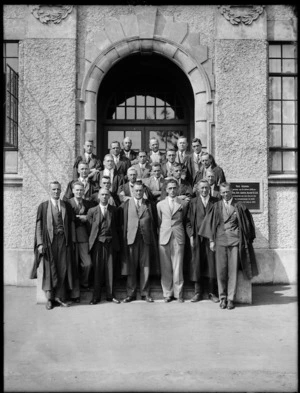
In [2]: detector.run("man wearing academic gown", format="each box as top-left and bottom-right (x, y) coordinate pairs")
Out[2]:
(186, 179), (219, 303)
(31, 181), (76, 310)
(198, 182), (258, 310)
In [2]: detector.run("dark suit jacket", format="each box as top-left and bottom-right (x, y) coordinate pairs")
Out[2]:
(66, 198), (92, 243)
(73, 154), (102, 180)
(63, 179), (99, 201)
(186, 196), (218, 281)
(161, 162), (175, 177)
(87, 204), (120, 252)
(120, 149), (138, 163)
(118, 199), (160, 276)
(98, 169), (124, 196)
(113, 156), (131, 177)
(184, 152), (205, 186)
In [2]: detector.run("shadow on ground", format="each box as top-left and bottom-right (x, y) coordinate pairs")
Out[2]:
(250, 284), (297, 306)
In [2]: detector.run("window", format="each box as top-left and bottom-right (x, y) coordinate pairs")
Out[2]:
(107, 92), (184, 121)
(269, 42), (297, 174)
(3, 41), (19, 173)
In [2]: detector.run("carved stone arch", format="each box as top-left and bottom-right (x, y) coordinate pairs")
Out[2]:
(78, 8), (215, 152)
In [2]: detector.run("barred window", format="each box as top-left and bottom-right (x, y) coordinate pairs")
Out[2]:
(3, 41), (19, 173)
(269, 42), (297, 174)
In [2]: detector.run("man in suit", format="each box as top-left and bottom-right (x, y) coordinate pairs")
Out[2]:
(199, 153), (226, 186)
(160, 162), (193, 202)
(64, 161), (99, 201)
(66, 181), (93, 302)
(118, 167), (154, 204)
(98, 154), (124, 203)
(175, 136), (190, 180)
(119, 181), (160, 303)
(148, 137), (166, 164)
(175, 136), (190, 166)
(161, 148), (177, 178)
(110, 140), (131, 178)
(73, 140), (102, 181)
(120, 136), (138, 165)
(90, 176), (118, 207)
(157, 179), (189, 303)
(142, 163), (166, 204)
(184, 138), (205, 186)
(206, 170), (221, 198)
(132, 150), (152, 179)
(186, 179), (219, 303)
(199, 182), (258, 310)
(31, 181), (76, 310)
(87, 187), (121, 305)
(193, 169), (221, 199)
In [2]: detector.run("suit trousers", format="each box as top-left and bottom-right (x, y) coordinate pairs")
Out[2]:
(70, 242), (92, 298)
(194, 277), (218, 297)
(159, 233), (184, 298)
(46, 233), (68, 300)
(127, 232), (150, 297)
(216, 244), (239, 301)
(92, 240), (115, 300)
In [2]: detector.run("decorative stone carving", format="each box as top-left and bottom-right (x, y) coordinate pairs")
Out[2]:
(218, 5), (264, 25)
(31, 5), (73, 24)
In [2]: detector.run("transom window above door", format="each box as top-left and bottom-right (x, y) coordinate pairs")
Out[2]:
(107, 92), (184, 120)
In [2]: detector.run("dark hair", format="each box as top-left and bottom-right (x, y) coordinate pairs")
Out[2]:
(192, 138), (202, 145)
(110, 141), (120, 147)
(134, 180), (144, 187)
(138, 150), (148, 155)
(219, 182), (232, 190)
(208, 153), (217, 167)
(101, 176), (111, 182)
(166, 148), (176, 153)
(166, 178), (178, 187)
(172, 162), (183, 169)
(151, 162), (162, 169)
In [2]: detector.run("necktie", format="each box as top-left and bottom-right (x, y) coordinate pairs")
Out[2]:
(103, 206), (107, 218)
(225, 201), (229, 214)
(181, 152), (184, 162)
(55, 200), (59, 212)
(170, 199), (174, 213)
(78, 201), (83, 213)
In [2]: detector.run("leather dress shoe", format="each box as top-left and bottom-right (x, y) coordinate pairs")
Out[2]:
(55, 297), (69, 307)
(106, 297), (120, 304)
(208, 293), (220, 303)
(46, 300), (53, 310)
(227, 300), (235, 310)
(190, 293), (202, 302)
(123, 296), (136, 303)
(164, 297), (172, 303)
(177, 298), (184, 303)
(142, 295), (154, 302)
(219, 298), (227, 309)
(89, 298), (100, 305)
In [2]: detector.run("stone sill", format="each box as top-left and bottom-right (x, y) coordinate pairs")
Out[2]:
(268, 174), (297, 186)
(3, 174), (23, 187)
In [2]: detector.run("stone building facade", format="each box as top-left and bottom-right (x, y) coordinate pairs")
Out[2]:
(3, 5), (297, 287)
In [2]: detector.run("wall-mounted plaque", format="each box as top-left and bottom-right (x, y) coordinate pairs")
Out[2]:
(229, 181), (263, 213)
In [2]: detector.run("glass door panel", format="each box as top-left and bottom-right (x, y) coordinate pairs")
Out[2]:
(146, 126), (187, 153)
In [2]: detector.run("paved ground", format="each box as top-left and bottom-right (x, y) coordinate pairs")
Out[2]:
(4, 285), (298, 392)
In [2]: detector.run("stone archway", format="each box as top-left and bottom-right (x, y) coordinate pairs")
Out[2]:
(78, 7), (214, 152)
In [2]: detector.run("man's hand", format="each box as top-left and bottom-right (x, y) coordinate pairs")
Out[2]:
(38, 245), (44, 254)
(190, 236), (194, 248)
(209, 241), (215, 252)
(76, 215), (87, 222)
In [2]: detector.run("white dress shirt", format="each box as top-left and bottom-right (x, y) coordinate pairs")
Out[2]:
(51, 198), (61, 211)
(200, 195), (210, 207)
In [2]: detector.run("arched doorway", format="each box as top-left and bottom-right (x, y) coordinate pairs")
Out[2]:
(97, 53), (194, 157)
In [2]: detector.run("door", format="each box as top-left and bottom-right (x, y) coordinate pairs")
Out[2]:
(104, 125), (187, 155)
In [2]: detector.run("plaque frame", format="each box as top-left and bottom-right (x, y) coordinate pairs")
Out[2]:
(227, 180), (264, 214)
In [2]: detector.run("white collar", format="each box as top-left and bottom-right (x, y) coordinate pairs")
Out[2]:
(74, 198), (83, 206)
(152, 151), (160, 155)
(200, 195), (210, 203)
(50, 198), (61, 209)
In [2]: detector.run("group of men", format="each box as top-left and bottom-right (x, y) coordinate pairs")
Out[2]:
(31, 136), (258, 311)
